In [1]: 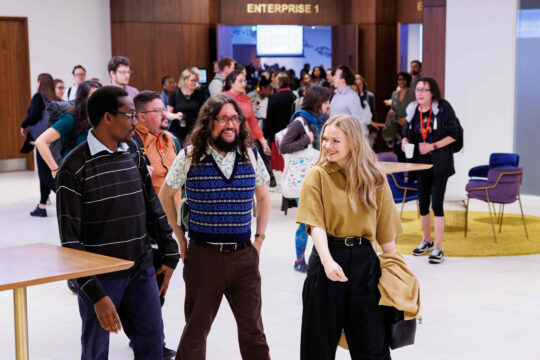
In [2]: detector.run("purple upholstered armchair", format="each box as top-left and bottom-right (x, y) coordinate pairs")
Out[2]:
(465, 167), (528, 242)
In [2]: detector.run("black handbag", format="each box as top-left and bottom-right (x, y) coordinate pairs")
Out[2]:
(384, 306), (417, 350)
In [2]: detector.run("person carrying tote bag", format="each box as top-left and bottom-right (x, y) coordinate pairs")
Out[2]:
(279, 86), (330, 273)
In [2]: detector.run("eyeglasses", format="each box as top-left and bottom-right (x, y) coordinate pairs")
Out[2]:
(139, 108), (166, 114)
(117, 111), (137, 121)
(116, 70), (132, 75)
(74, 73), (86, 77)
(57, 86), (65, 90)
(215, 115), (241, 125)
(415, 88), (431, 93)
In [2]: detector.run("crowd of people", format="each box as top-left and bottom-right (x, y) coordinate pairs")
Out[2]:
(19, 53), (458, 359)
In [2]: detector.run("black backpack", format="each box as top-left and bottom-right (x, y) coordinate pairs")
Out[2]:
(451, 117), (464, 153)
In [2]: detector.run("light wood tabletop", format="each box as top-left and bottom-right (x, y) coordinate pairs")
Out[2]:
(0, 242), (134, 360)
(380, 161), (433, 174)
(0, 242), (134, 291)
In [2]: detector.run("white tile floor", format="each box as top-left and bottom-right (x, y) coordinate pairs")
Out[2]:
(1, 170), (539, 360)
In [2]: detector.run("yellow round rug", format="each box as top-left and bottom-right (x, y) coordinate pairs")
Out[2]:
(394, 211), (539, 257)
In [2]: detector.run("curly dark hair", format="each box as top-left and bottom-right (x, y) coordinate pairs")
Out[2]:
(186, 93), (253, 167)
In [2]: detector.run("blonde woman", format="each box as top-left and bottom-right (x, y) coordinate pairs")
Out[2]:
(297, 114), (402, 359)
(167, 68), (206, 145)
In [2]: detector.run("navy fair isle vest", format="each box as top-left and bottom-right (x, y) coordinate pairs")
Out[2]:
(186, 152), (256, 243)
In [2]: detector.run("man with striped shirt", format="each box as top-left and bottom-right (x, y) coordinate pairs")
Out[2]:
(159, 93), (272, 359)
(56, 86), (179, 359)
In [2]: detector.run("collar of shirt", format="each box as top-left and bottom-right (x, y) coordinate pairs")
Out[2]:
(207, 143), (241, 159)
(87, 130), (129, 156)
(321, 161), (344, 174)
(335, 86), (353, 95)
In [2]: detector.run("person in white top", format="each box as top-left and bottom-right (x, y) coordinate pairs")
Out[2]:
(63, 65), (86, 101)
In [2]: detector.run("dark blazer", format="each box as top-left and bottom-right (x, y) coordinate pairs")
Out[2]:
(404, 99), (459, 177)
(263, 89), (296, 142)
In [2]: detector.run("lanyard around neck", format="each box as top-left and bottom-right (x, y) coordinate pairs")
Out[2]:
(419, 106), (433, 142)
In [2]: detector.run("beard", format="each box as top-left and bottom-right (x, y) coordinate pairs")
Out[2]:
(213, 130), (240, 153)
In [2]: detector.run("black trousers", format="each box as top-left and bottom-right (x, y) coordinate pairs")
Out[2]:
(301, 244), (391, 360)
(36, 151), (55, 204)
(417, 170), (449, 217)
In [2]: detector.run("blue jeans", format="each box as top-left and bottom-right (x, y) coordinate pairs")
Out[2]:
(295, 199), (309, 261)
(77, 266), (164, 360)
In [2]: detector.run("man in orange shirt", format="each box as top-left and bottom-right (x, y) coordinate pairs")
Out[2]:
(133, 90), (180, 360)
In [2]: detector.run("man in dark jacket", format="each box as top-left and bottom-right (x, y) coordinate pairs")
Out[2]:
(263, 72), (296, 185)
(56, 85), (180, 359)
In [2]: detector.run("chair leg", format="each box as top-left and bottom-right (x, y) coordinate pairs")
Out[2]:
(498, 204), (505, 233)
(485, 189), (497, 243)
(400, 189), (407, 218)
(518, 195), (529, 239)
(464, 193), (470, 238)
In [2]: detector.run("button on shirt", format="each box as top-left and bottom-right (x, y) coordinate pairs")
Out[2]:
(165, 145), (270, 189)
(330, 86), (368, 126)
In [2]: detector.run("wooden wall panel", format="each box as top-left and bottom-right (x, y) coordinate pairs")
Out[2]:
(0, 17), (33, 169)
(111, 0), (213, 24)
(220, 0), (344, 25)
(397, 0), (423, 23)
(332, 24), (358, 71)
(111, 22), (156, 91)
(348, 0), (376, 24)
(422, 4), (445, 95)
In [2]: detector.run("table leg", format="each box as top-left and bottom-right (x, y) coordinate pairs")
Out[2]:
(13, 287), (29, 360)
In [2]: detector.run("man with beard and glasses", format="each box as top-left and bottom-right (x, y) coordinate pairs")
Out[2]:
(132, 90), (181, 359)
(159, 93), (272, 360)
(56, 86), (180, 359)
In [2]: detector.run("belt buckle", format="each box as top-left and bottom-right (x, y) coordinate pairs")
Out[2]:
(344, 237), (355, 247)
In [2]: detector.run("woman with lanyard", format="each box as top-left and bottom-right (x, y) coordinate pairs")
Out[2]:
(402, 77), (459, 264)
(297, 114), (402, 359)
(224, 70), (271, 156)
(279, 86), (330, 273)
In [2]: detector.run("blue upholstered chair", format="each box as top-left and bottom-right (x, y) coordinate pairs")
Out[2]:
(468, 153), (520, 180)
(377, 152), (419, 218)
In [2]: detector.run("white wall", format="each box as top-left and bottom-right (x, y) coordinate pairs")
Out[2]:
(0, 0), (111, 93)
(445, 0), (517, 196)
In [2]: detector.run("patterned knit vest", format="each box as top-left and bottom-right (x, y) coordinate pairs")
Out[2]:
(186, 153), (256, 243)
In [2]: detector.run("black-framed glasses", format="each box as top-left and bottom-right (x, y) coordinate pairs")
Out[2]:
(415, 88), (431, 93)
(117, 111), (137, 121)
(139, 108), (166, 115)
(215, 115), (241, 125)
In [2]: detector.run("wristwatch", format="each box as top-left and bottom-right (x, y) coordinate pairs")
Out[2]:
(255, 234), (266, 240)
(433, 143), (439, 150)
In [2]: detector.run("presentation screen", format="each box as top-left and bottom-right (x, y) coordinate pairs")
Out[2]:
(256, 25), (303, 57)
(198, 68), (207, 84)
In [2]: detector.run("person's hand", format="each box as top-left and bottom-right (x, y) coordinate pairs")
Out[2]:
(322, 259), (348, 282)
(253, 237), (263, 254)
(20, 127), (28, 138)
(155, 264), (174, 297)
(176, 112), (183, 121)
(147, 165), (154, 176)
(307, 131), (314, 143)
(94, 296), (121, 333)
(384, 99), (392, 107)
(174, 232), (188, 264)
(387, 109), (396, 117)
(51, 168), (58, 178)
(419, 142), (432, 155)
(262, 141), (271, 155)
(397, 117), (406, 126)
(401, 138), (409, 152)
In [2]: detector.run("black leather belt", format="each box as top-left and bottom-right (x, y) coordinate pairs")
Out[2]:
(190, 239), (251, 253)
(327, 236), (369, 247)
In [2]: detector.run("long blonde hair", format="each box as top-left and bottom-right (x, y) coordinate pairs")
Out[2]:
(316, 114), (385, 212)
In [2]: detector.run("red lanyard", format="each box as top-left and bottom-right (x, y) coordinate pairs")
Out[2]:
(277, 88), (291, 92)
(157, 136), (165, 158)
(419, 106), (432, 142)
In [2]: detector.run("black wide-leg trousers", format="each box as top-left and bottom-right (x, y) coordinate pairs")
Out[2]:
(301, 243), (391, 360)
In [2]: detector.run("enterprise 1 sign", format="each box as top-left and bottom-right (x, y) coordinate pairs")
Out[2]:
(247, 3), (320, 14)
